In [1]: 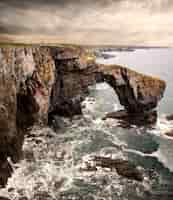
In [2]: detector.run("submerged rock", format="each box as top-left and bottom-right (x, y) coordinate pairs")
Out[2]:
(48, 115), (68, 131)
(0, 158), (13, 188)
(165, 115), (173, 137)
(166, 114), (173, 121)
(85, 156), (144, 182)
(165, 130), (173, 137)
(98, 64), (166, 113)
(0, 197), (11, 200)
(103, 110), (158, 127)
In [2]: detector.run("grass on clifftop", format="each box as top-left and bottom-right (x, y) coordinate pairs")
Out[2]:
(0, 42), (83, 48)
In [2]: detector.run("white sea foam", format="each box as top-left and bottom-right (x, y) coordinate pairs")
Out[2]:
(95, 82), (111, 90)
(143, 115), (173, 172)
(152, 143), (173, 172)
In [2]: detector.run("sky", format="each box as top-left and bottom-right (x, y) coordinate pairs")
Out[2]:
(0, 0), (173, 46)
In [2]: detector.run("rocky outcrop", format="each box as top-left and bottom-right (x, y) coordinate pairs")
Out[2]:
(103, 110), (157, 127)
(166, 114), (173, 121)
(81, 156), (144, 182)
(165, 115), (173, 137)
(165, 130), (173, 137)
(94, 156), (144, 181)
(98, 64), (166, 113)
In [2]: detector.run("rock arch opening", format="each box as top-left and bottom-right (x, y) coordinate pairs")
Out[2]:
(82, 82), (122, 119)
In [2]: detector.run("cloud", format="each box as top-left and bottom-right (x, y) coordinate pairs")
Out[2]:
(0, 0), (173, 45)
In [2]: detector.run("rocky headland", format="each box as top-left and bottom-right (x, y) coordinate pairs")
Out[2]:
(0, 46), (166, 187)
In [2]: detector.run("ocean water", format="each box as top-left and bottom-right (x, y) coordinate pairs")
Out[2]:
(1, 48), (173, 200)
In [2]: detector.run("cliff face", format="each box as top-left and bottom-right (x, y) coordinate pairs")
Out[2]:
(0, 47), (54, 185)
(0, 46), (97, 185)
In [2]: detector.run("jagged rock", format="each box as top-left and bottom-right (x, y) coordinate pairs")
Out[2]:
(0, 157), (13, 187)
(0, 197), (11, 200)
(166, 114), (173, 121)
(81, 156), (143, 181)
(103, 110), (157, 127)
(165, 130), (173, 137)
(49, 96), (83, 119)
(98, 64), (166, 113)
(48, 115), (67, 131)
(94, 156), (144, 182)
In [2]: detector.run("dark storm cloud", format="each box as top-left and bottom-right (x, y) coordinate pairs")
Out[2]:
(1, 0), (173, 11)
(0, 25), (25, 35)
(0, 0), (122, 8)
(0, 0), (173, 45)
